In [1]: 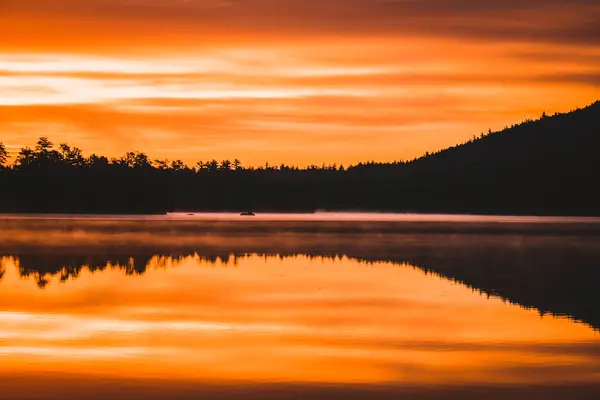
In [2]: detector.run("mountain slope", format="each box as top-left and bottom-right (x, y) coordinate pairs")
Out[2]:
(344, 101), (600, 215)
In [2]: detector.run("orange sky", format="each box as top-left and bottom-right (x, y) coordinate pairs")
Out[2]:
(1, 1), (599, 166)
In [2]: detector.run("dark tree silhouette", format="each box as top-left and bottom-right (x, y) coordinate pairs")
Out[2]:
(0, 142), (7, 167)
(0, 100), (598, 215)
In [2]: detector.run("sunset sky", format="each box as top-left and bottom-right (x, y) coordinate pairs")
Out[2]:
(1, 0), (599, 166)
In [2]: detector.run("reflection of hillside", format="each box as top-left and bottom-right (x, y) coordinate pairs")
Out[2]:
(2, 230), (600, 330)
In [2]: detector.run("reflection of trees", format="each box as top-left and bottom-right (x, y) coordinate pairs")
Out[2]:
(13, 254), (155, 288)
(3, 239), (600, 332)
(7, 253), (345, 288)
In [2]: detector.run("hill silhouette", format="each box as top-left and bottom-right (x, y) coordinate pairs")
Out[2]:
(342, 100), (600, 215)
(0, 100), (598, 215)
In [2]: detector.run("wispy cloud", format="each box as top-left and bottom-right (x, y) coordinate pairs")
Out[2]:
(0, 1), (598, 164)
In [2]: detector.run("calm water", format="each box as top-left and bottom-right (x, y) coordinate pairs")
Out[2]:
(1, 214), (600, 399)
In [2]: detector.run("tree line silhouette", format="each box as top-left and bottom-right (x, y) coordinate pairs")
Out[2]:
(1, 100), (598, 215)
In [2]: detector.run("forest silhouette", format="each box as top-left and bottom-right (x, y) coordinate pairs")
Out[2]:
(1, 100), (598, 215)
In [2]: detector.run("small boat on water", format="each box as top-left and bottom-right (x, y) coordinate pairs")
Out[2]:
(240, 212), (256, 216)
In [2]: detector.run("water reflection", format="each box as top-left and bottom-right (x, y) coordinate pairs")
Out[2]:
(3, 240), (600, 330)
(1, 217), (600, 399)
(1, 254), (599, 389)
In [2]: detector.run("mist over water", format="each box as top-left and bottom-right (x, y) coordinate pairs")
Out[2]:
(4, 212), (600, 223)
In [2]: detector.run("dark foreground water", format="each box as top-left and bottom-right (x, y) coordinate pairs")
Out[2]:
(1, 214), (600, 399)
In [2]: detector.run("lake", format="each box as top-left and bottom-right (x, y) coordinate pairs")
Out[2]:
(1, 214), (600, 399)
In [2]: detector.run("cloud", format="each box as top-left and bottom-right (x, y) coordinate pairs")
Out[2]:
(3, 0), (600, 47)
(1, 1), (598, 165)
